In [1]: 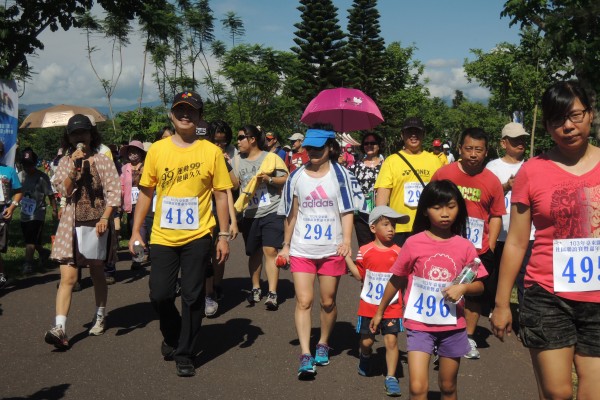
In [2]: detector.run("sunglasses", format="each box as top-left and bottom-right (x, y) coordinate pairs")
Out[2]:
(363, 141), (378, 146)
(237, 135), (252, 141)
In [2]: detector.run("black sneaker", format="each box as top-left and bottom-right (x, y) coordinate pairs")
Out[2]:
(247, 288), (262, 305)
(175, 360), (195, 377)
(161, 341), (176, 361)
(264, 292), (278, 311)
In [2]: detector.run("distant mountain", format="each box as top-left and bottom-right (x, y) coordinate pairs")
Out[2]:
(21, 100), (165, 117)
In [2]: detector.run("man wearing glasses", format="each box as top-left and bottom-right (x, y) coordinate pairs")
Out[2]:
(375, 117), (443, 246)
(432, 128), (505, 361)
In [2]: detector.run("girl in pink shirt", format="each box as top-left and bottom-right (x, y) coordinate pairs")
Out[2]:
(371, 180), (486, 400)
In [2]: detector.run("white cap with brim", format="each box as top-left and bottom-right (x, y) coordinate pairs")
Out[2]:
(502, 122), (530, 138)
(302, 128), (336, 148)
(289, 133), (304, 142)
(369, 205), (409, 225)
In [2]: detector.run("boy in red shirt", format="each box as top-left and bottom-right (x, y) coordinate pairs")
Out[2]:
(347, 206), (408, 397)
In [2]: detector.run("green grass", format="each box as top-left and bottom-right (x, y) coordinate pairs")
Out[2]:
(2, 206), (58, 279)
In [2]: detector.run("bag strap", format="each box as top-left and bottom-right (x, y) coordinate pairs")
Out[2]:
(396, 151), (426, 188)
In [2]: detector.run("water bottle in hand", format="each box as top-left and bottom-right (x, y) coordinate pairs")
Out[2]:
(276, 255), (289, 270)
(447, 258), (481, 304)
(132, 240), (145, 263)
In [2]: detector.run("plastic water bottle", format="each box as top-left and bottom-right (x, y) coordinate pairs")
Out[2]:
(132, 240), (145, 263)
(447, 258), (481, 303)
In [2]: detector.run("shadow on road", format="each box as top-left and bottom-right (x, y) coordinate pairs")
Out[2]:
(108, 301), (157, 336)
(3, 383), (71, 400)
(196, 318), (264, 367)
(0, 273), (61, 299)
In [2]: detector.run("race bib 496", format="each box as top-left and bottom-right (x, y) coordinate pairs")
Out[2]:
(404, 276), (457, 325)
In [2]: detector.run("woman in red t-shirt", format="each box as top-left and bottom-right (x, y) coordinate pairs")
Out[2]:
(492, 81), (600, 400)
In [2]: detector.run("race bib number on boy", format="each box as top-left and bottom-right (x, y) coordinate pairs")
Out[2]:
(131, 187), (140, 205)
(467, 217), (484, 249)
(553, 238), (600, 292)
(246, 183), (271, 210)
(404, 276), (457, 325)
(360, 270), (399, 306)
(160, 196), (199, 230)
(299, 214), (336, 245)
(20, 197), (36, 216)
(404, 182), (424, 207)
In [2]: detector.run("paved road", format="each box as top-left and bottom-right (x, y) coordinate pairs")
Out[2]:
(0, 242), (538, 400)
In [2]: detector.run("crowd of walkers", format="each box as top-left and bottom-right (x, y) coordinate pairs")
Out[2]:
(0, 80), (597, 399)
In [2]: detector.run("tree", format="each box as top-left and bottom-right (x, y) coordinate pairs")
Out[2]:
(291, 0), (348, 105)
(0, 1), (92, 79)
(221, 11), (245, 47)
(501, 0), (600, 134)
(464, 27), (562, 152)
(346, 0), (386, 100)
(376, 41), (428, 151)
(0, 0), (168, 80)
(78, 11), (131, 135)
(452, 90), (465, 108)
(210, 44), (302, 133)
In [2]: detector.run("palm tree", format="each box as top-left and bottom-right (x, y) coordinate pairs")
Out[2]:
(221, 11), (245, 47)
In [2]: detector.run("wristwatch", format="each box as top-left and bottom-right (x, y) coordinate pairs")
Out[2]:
(268, 177), (273, 184)
(11, 200), (19, 207)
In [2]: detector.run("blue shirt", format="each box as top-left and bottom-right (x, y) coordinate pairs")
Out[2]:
(0, 164), (22, 205)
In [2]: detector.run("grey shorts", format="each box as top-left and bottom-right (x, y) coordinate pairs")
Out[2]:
(519, 284), (600, 356)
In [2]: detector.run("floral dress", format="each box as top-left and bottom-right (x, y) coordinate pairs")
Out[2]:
(50, 153), (121, 265)
(349, 160), (381, 213)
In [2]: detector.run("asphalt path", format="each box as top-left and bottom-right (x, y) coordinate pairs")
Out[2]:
(0, 241), (538, 400)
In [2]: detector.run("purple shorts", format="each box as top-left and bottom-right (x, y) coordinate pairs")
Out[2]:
(290, 255), (346, 276)
(406, 328), (470, 358)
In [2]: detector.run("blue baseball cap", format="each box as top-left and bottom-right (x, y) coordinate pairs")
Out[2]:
(302, 129), (336, 148)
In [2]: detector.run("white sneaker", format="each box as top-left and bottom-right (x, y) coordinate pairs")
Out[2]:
(205, 296), (218, 317)
(89, 315), (105, 336)
(464, 338), (480, 359)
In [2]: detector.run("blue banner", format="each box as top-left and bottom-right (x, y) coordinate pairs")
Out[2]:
(0, 80), (18, 167)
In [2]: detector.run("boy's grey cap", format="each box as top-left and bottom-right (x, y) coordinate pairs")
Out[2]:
(369, 206), (409, 225)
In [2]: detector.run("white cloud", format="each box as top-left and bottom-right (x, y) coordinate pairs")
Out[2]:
(425, 59), (460, 68)
(422, 61), (490, 103)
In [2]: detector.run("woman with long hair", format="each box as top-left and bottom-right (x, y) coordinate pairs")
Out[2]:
(44, 114), (121, 350)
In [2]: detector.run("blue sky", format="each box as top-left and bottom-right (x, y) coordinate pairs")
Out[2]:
(19, 0), (521, 109)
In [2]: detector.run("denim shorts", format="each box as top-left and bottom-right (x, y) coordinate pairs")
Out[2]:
(406, 328), (470, 358)
(356, 316), (404, 335)
(519, 284), (600, 356)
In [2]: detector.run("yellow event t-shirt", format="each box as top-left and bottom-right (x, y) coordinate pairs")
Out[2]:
(140, 138), (233, 246)
(436, 152), (448, 165)
(374, 150), (442, 233)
